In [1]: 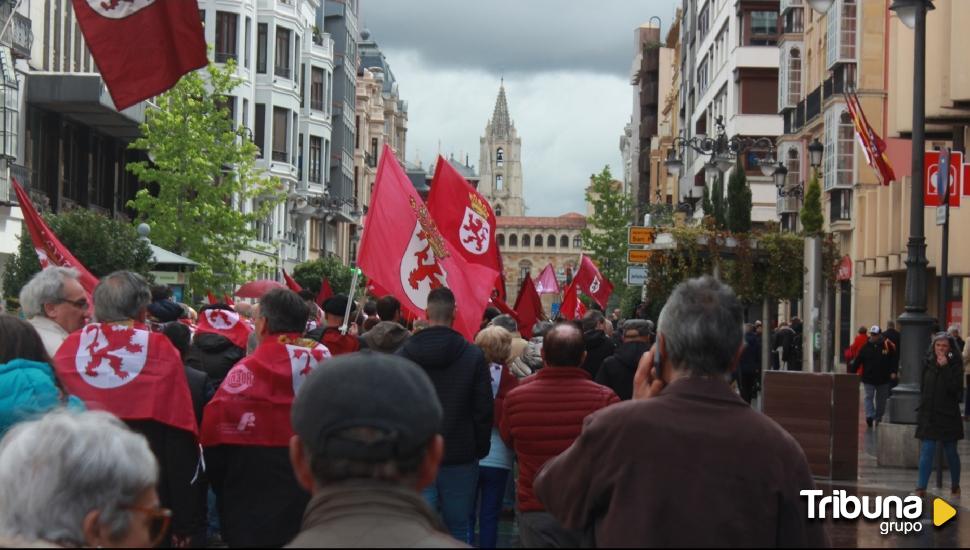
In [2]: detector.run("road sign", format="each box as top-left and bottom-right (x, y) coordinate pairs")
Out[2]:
(937, 205), (948, 226)
(628, 226), (656, 246)
(627, 265), (647, 285)
(924, 150), (962, 208)
(628, 249), (651, 264)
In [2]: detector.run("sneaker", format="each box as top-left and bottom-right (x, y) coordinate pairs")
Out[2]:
(866, 417), (873, 427)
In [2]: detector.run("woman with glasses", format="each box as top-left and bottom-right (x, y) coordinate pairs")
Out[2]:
(0, 410), (170, 547)
(915, 332), (964, 497)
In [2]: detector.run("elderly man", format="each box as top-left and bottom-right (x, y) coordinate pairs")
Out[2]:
(286, 353), (464, 548)
(19, 267), (88, 356)
(534, 277), (829, 547)
(52, 271), (203, 547)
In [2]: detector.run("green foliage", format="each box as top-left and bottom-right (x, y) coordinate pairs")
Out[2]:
(701, 183), (713, 220)
(580, 165), (635, 299)
(726, 161), (752, 233)
(293, 256), (363, 297)
(711, 173), (727, 229)
(800, 173), (824, 235)
(127, 59), (284, 298)
(2, 209), (154, 307)
(619, 283), (644, 319)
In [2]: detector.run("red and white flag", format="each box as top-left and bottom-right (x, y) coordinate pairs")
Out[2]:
(195, 308), (252, 351)
(282, 269), (303, 292)
(560, 280), (586, 321)
(359, 146), (499, 340)
(534, 263), (560, 295)
(54, 323), (198, 436)
(72, 0), (208, 111)
(844, 91), (896, 186)
(513, 273), (544, 338)
(201, 336), (331, 447)
(573, 255), (614, 309)
(12, 179), (99, 298)
(427, 156), (506, 300)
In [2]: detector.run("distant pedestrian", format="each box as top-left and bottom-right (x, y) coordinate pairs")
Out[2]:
(376, 295), (403, 323)
(489, 314), (532, 378)
(884, 321), (901, 354)
(738, 323), (761, 404)
(773, 321), (795, 371)
(948, 325), (965, 353)
(596, 319), (653, 400)
(523, 321), (552, 373)
(786, 317), (804, 371)
(533, 277), (829, 547)
(850, 325), (897, 427)
(361, 321), (410, 353)
(500, 323), (619, 547)
(915, 332), (964, 497)
(580, 310), (615, 379)
(307, 295), (365, 355)
(187, 303), (248, 386)
(844, 326), (868, 366)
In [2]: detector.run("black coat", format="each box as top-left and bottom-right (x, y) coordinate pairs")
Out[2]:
(187, 333), (246, 385)
(595, 341), (649, 400)
(581, 330), (616, 380)
(852, 337), (897, 386)
(183, 365), (215, 426)
(739, 331), (761, 374)
(206, 445), (310, 548)
(397, 326), (493, 465)
(916, 352), (965, 441)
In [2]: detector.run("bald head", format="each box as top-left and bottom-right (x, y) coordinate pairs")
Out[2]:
(542, 323), (586, 368)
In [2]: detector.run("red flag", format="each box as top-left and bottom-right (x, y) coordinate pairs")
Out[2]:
(560, 280), (586, 320)
(534, 263), (561, 295)
(513, 273), (544, 338)
(844, 91), (896, 186)
(224, 294), (235, 307)
(196, 308), (252, 351)
(207, 291), (218, 305)
(358, 145), (499, 340)
(72, 0), (207, 111)
(573, 255), (614, 309)
(427, 156), (506, 300)
(282, 269), (303, 292)
(490, 296), (520, 324)
(201, 335), (331, 447)
(316, 277), (334, 306)
(11, 179), (99, 298)
(54, 323), (198, 436)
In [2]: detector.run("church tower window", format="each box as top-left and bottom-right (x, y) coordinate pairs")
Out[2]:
(495, 205), (503, 216)
(496, 175), (503, 191)
(496, 147), (504, 167)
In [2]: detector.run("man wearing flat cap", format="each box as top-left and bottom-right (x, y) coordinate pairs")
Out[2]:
(287, 354), (465, 548)
(306, 294), (367, 356)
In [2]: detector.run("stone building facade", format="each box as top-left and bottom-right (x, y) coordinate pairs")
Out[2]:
(496, 213), (586, 308)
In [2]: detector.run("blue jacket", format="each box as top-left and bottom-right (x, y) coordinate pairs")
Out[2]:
(0, 359), (84, 436)
(739, 331), (762, 373)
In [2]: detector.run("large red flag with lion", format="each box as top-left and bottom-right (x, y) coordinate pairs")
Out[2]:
(358, 146), (498, 340)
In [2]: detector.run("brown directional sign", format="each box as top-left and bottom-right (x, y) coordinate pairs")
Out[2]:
(628, 226), (656, 246)
(628, 249), (652, 264)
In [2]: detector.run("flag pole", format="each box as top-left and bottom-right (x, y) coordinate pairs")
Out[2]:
(339, 267), (360, 335)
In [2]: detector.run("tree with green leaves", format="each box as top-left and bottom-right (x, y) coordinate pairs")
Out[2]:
(711, 173), (727, 229)
(292, 256), (363, 297)
(127, 59), (283, 299)
(726, 160), (752, 233)
(2, 209), (154, 309)
(580, 166), (635, 298)
(702, 182), (714, 220)
(800, 173), (824, 235)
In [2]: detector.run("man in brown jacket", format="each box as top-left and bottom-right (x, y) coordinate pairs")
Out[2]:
(286, 353), (466, 548)
(534, 276), (830, 548)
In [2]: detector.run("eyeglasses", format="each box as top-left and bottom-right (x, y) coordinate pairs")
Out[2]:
(126, 505), (172, 547)
(58, 297), (89, 310)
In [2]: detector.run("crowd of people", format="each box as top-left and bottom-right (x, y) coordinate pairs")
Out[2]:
(0, 265), (962, 547)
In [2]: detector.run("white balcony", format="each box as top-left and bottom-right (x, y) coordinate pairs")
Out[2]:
(734, 45), (781, 70)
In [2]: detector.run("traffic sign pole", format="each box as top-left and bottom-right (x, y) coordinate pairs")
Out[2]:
(939, 146), (951, 330)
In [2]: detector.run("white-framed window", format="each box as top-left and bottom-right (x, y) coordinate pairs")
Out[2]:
(779, 46), (802, 110)
(826, 0), (857, 68)
(496, 174), (503, 191)
(697, 56), (709, 96)
(824, 107), (853, 191)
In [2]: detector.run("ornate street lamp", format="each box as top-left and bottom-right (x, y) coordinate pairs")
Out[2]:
(808, 138), (824, 170)
(887, 0), (935, 424)
(664, 149), (683, 177)
(808, 0), (835, 14)
(772, 163), (788, 191)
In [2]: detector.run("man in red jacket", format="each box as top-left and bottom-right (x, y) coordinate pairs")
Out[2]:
(500, 322), (619, 547)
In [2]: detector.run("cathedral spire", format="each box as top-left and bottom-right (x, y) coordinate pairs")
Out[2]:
(490, 82), (512, 137)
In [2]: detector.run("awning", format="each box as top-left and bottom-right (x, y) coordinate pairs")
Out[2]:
(26, 73), (147, 140)
(150, 244), (198, 270)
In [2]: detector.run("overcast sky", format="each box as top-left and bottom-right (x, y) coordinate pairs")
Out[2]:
(361, 0), (679, 216)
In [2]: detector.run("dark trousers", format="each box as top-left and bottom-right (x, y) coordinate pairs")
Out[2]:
(517, 511), (583, 548)
(469, 466), (510, 548)
(739, 370), (759, 404)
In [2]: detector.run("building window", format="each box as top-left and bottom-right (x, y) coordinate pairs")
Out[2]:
(275, 27), (292, 79)
(826, 0), (857, 68)
(824, 109), (854, 190)
(830, 188), (852, 221)
(743, 10), (779, 46)
(509, 234), (517, 246)
(573, 236), (582, 248)
(215, 12), (238, 63)
(496, 174), (503, 191)
(309, 136), (322, 183)
(697, 56), (709, 96)
(787, 48), (801, 107)
(496, 147), (504, 167)
(256, 23), (267, 73)
(560, 235), (569, 248)
(244, 17), (252, 68)
(272, 107), (288, 162)
(785, 146), (801, 189)
(311, 67), (325, 111)
(254, 103), (265, 157)
(547, 235), (556, 247)
(522, 234), (531, 247)
(495, 205), (503, 216)
(698, 4), (710, 42)
(534, 235), (542, 248)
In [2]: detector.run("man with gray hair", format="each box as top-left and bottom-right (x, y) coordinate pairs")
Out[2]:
(535, 276), (828, 547)
(19, 266), (88, 356)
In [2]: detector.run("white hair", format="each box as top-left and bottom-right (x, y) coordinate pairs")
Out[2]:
(0, 410), (158, 546)
(18, 267), (80, 318)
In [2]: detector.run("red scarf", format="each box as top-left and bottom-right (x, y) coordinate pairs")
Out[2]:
(54, 322), (198, 436)
(201, 334), (332, 447)
(320, 327), (361, 356)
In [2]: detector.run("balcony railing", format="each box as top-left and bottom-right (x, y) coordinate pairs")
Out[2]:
(794, 98), (806, 130)
(805, 86), (821, 124)
(0, 4), (31, 59)
(780, 0), (803, 14)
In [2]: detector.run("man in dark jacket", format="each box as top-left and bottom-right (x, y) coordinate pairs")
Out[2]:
(187, 304), (247, 386)
(851, 325), (898, 427)
(397, 287), (493, 542)
(580, 310), (616, 379)
(534, 277), (829, 548)
(738, 323), (761, 404)
(596, 319), (652, 400)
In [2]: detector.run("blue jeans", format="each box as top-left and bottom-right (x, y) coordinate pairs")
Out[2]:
(864, 383), (890, 421)
(468, 466), (510, 548)
(917, 439), (961, 490)
(423, 462), (479, 541)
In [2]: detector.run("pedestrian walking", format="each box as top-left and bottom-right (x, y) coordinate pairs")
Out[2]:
(500, 323), (619, 548)
(773, 321), (795, 371)
(850, 325), (897, 427)
(580, 310), (615, 379)
(533, 277), (829, 547)
(915, 332), (964, 497)
(844, 326), (868, 366)
(397, 288), (493, 542)
(948, 325), (965, 353)
(186, 303), (249, 386)
(595, 319), (653, 400)
(18, 266), (88, 357)
(738, 323), (761, 404)
(469, 326), (518, 548)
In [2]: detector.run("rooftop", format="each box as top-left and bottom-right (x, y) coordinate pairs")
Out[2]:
(496, 212), (586, 230)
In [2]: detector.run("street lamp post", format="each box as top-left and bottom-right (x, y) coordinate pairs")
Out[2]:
(888, 0), (935, 425)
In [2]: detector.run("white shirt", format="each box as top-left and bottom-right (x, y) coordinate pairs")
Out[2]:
(28, 316), (70, 358)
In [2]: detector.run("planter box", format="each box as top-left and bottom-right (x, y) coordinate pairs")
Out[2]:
(763, 371), (859, 480)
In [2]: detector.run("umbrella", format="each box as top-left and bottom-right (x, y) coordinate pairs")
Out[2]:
(235, 279), (285, 299)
